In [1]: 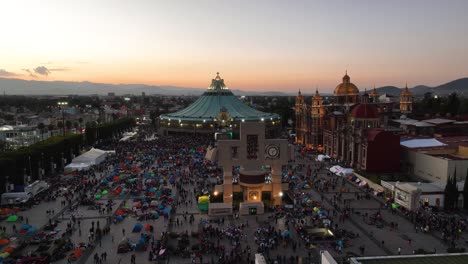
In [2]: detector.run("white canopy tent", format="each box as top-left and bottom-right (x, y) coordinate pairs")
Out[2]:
(65, 148), (108, 172)
(64, 163), (91, 171)
(72, 148), (107, 165)
(316, 154), (331, 162)
(329, 165), (353, 176)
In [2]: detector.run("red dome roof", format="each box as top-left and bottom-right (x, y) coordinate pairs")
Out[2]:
(351, 104), (379, 119)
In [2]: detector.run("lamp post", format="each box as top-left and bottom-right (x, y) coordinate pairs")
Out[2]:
(28, 156), (32, 180)
(40, 152), (44, 180)
(57, 101), (68, 136)
(5, 176), (9, 193)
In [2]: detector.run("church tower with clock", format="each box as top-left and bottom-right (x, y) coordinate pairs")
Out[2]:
(206, 122), (291, 215)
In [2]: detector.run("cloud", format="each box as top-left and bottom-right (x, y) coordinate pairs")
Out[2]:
(22, 69), (37, 78)
(34, 66), (51, 76)
(22, 65), (71, 78)
(0, 69), (18, 77)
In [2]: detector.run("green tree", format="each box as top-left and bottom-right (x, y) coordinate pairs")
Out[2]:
(57, 121), (63, 129)
(65, 120), (72, 130)
(444, 176), (452, 210)
(37, 123), (45, 140)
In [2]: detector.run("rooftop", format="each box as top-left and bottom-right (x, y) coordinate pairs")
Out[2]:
(423, 118), (456, 125)
(400, 138), (446, 149)
(351, 253), (468, 264)
(160, 73), (279, 122)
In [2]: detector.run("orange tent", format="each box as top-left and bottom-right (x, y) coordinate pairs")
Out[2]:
(0, 208), (11, 215)
(0, 239), (9, 246)
(73, 248), (83, 258)
(115, 209), (124, 216)
(3, 246), (15, 253)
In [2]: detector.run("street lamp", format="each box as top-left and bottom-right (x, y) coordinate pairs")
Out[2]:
(5, 176), (9, 193)
(57, 101), (68, 136)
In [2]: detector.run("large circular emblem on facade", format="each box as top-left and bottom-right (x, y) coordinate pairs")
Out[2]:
(265, 144), (280, 159)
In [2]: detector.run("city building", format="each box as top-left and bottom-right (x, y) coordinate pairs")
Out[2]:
(400, 137), (468, 184)
(160, 73), (281, 137)
(206, 122), (290, 215)
(0, 125), (42, 149)
(295, 73), (404, 172)
(381, 180), (464, 211)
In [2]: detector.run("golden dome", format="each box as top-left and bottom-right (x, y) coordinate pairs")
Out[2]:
(334, 72), (359, 96)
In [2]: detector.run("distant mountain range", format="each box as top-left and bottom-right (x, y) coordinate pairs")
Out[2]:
(0, 77), (467, 97)
(374, 78), (468, 97)
(0, 78), (290, 96)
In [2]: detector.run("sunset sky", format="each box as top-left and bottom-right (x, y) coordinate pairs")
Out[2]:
(1, 0), (468, 93)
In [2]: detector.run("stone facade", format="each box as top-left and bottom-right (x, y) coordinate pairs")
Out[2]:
(295, 73), (407, 172)
(208, 122), (290, 215)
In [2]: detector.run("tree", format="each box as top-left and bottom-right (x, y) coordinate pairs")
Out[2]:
(65, 120), (72, 131)
(444, 176), (451, 210)
(37, 123), (45, 140)
(451, 171), (458, 210)
(463, 169), (468, 210)
(57, 121), (63, 129)
(47, 124), (54, 132)
(78, 117), (83, 128)
(73, 121), (79, 130)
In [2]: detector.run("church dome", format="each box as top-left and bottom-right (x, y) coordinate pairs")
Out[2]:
(351, 104), (379, 119)
(334, 72), (359, 96)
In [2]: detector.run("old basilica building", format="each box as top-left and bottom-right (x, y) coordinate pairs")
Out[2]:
(295, 72), (413, 173)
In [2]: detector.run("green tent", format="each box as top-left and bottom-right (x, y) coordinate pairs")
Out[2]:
(95, 194), (102, 199)
(198, 203), (209, 212)
(102, 190), (109, 195)
(6, 215), (18, 222)
(391, 203), (400, 209)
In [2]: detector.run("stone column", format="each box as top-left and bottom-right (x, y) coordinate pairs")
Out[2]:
(223, 170), (233, 203)
(271, 165), (283, 206)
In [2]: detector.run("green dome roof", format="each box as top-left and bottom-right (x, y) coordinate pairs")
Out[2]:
(160, 73), (279, 122)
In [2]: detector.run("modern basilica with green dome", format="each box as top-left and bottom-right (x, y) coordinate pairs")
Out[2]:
(159, 73), (281, 137)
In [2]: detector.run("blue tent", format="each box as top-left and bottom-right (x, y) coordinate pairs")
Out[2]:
(162, 207), (171, 215)
(151, 212), (159, 218)
(133, 223), (143, 232)
(27, 226), (37, 233)
(21, 224), (31, 230)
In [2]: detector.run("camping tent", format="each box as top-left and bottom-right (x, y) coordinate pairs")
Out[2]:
(6, 215), (18, 222)
(132, 223), (143, 232)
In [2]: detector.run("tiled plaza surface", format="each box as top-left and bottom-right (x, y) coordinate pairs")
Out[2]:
(2, 145), (467, 264)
